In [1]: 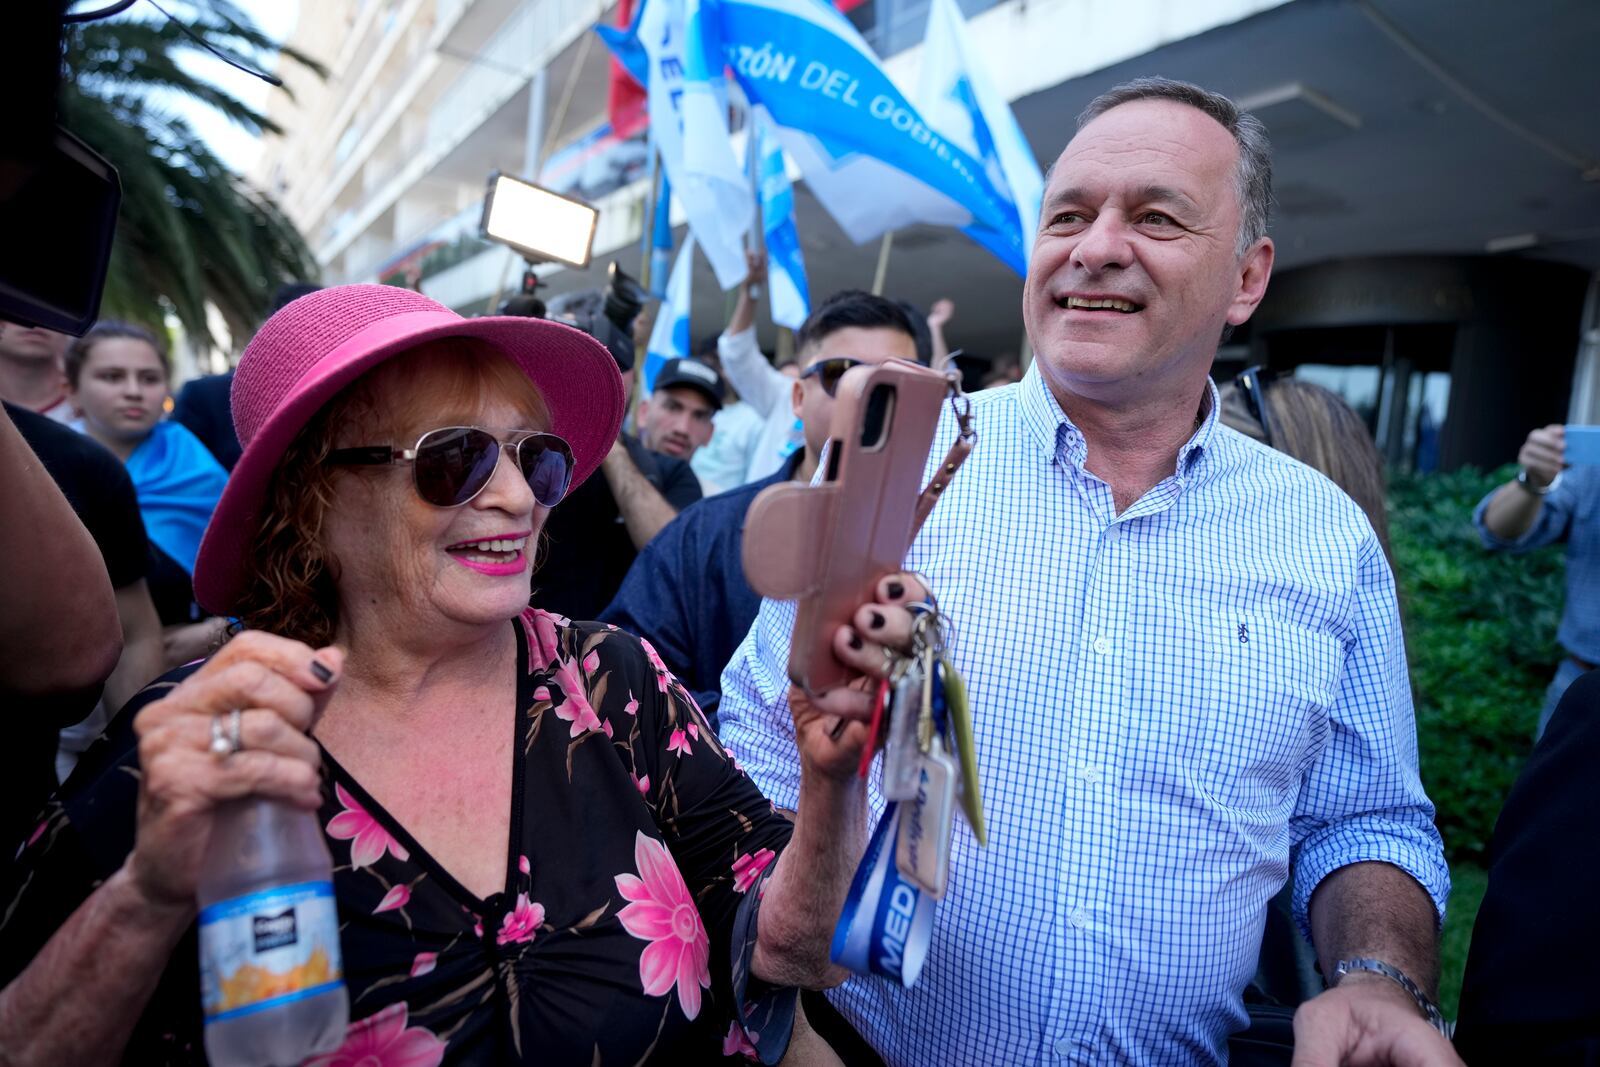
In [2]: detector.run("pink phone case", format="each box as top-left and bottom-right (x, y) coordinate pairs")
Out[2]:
(742, 359), (953, 695)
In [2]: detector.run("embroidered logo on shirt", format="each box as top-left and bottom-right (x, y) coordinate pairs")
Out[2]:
(1237, 622), (1249, 645)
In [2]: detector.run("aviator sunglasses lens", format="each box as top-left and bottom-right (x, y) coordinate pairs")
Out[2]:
(519, 436), (574, 507)
(414, 427), (500, 507)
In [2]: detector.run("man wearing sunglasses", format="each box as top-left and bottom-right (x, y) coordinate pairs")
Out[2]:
(604, 289), (923, 722)
(721, 78), (1456, 1067)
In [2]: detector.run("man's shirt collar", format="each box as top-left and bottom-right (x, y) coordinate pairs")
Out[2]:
(1016, 361), (1221, 477)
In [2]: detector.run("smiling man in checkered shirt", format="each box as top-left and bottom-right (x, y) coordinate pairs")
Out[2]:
(719, 78), (1456, 1066)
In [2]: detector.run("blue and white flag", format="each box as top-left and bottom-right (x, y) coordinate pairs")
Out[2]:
(633, 0), (752, 288)
(916, 0), (1043, 272)
(755, 119), (809, 329)
(644, 233), (695, 392)
(713, 0), (1028, 274)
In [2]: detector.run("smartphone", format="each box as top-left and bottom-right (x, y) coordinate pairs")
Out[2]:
(1565, 426), (1600, 466)
(743, 360), (953, 695)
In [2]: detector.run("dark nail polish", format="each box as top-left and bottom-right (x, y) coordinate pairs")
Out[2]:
(847, 631), (863, 651)
(869, 610), (885, 630)
(886, 580), (905, 600)
(310, 659), (334, 683)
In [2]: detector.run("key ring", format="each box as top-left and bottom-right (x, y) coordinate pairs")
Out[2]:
(909, 609), (949, 656)
(903, 571), (938, 615)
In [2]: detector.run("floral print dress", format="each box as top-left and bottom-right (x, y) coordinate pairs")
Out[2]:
(0, 610), (796, 1065)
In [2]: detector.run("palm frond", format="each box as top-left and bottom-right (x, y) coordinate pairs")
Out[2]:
(70, 20), (280, 134)
(58, 0), (326, 351)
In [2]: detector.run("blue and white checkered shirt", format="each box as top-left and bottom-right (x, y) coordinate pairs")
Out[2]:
(720, 364), (1449, 1066)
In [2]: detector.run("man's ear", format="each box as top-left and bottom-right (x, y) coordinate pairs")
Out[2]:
(1226, 237), (1275, 327)
(791, 379), (804, 420)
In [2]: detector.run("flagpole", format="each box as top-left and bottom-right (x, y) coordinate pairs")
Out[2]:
(745, 106), (764, 303)
(870, 231), (894, 296)
(640, 145), (661, 292)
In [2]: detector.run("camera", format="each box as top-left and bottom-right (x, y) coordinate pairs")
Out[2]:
(500, 261), (647, 372)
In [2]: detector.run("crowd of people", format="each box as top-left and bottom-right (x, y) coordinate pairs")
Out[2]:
(0, 75), (1593, 1065)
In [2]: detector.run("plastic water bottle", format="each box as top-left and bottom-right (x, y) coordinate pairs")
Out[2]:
(197, 799), (349, 1066)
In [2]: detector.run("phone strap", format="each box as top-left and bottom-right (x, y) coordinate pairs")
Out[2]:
(910, 379), (976, 540)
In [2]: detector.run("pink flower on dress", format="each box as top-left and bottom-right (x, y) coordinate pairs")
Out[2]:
(667, 728), (693, 756)
(549, 653), (603, 737)
(639, 638), (672, 692)
(634, 773), (651, 796)
(496, 892), (545, 945)
(410, 952), (437, 978)
(624, 693), (639, 716)
(722, 1020), (760, 1059)
(603, 719), (614, 738)
(688, 722), (700, 741)
(326, 783), (410, 868)
(374, 883), (411, 914)
(302, 1001), (446, 1067)
(730, 848), (777, 894)
(616, 831), (710, 1020)
(582, 650), (600, 674)
(518, 854), (531, 876)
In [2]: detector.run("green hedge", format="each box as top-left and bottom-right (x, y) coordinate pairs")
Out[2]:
(1388, 464), (1565, 867)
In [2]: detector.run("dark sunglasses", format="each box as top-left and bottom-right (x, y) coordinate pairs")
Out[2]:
(1233, 365), (1278, 450)
(799, 357), (864, 398)
(328, 426), (575, 509)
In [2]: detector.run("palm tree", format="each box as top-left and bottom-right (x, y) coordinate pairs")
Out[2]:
(61, 1), (326, 351)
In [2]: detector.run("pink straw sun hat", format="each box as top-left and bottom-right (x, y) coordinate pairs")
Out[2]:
(193, 284), (624, 617)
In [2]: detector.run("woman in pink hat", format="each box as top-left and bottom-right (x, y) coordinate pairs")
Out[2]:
(0, 285), (929, 1064)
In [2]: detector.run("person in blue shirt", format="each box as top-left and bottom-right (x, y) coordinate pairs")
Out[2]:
(721, 78), (1456, 1067)
(603, 291), (924, 724)
(1475, 423), (1600, 737)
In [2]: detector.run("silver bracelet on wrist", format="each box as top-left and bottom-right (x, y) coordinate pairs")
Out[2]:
(1333, 958), (1449, 1036)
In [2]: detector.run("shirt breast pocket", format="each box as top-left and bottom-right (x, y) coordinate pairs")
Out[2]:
(1192, 610), (1342, 817)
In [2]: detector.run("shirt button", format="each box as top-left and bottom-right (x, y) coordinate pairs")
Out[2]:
(1068, 907), (1089, 928)
(1092, 636), (1111, 655)
(1053, 1038), (1073, 1057)
(1079, 763), (1101, 784)
(1103, 524), (1121, 542)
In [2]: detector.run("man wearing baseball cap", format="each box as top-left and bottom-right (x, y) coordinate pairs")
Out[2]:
(637, 357), (723, 462)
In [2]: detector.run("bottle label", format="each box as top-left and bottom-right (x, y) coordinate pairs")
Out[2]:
(199, 880), (344, 1023)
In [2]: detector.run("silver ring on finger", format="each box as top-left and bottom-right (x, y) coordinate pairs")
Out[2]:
(209, 709), (244, 759)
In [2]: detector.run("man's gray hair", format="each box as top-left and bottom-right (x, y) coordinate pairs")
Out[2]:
(1076, 77), (1273, 257)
